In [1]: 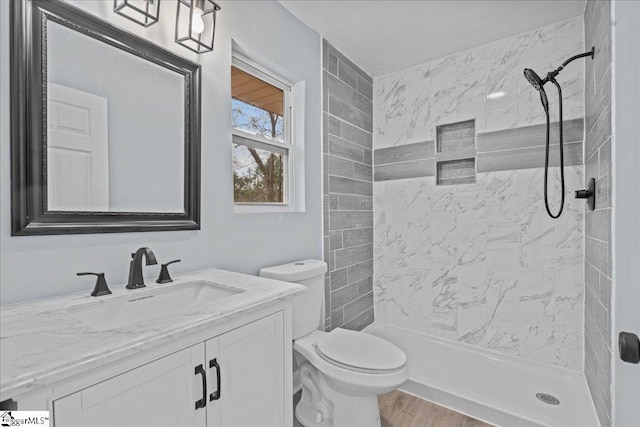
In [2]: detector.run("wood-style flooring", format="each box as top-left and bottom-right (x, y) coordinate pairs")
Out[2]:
(293, 389), (492, 427)
(378, 390), (493, 427)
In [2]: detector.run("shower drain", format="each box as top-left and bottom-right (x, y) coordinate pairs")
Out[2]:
(536, 393), (560, 405)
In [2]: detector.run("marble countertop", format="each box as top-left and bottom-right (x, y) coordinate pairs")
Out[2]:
(0, 268), (305, 400)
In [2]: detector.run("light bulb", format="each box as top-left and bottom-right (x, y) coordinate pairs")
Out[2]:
(191, 7), (205, 34)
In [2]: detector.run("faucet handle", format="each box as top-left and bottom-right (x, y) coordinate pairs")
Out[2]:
(77, 272), (112, 297)
(156, 259), (181, 284)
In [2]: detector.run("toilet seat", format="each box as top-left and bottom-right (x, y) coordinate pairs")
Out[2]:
(315, 328), (406, 373)
(294, 329), (409, 397)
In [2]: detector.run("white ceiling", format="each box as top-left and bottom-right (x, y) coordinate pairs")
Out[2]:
(279, 0), (586, 77)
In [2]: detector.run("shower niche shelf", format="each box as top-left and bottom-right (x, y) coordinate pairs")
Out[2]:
(437, 158), (476, 185)
(436, 119), (475, 152)
(435, 119), (477, 185)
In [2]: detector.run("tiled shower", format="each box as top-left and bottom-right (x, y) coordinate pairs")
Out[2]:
(372, 16), (585, 369)
(323, 2), (614, 425)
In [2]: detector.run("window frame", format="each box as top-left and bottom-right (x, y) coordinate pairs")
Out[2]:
(231, 54), (294, 211)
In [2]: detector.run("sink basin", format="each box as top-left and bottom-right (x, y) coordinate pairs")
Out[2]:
(68, 281), (244, 331)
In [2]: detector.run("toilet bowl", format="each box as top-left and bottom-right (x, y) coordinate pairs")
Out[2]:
(295, 329), (408, 396)
(260, 260), (409, 427)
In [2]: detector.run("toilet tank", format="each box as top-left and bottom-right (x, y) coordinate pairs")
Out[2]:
(259, 259), (327, 340)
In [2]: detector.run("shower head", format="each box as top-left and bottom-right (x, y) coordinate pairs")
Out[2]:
(523, 68), (549, 112)
(523, 68), (544, 90)
(523, 47), (595, 94)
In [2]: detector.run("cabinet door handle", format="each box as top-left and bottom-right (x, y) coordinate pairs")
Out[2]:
(194, 364), (207, 409)
(209, 358), (221, 401)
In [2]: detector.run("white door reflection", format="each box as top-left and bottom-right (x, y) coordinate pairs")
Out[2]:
(46, 19), (185, 213)
(47, 83), (110, 211)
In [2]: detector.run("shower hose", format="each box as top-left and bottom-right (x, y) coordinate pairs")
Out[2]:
(543, 79), (564, 219)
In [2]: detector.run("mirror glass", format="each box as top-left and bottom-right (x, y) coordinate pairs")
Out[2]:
(46, 20), (185, 213)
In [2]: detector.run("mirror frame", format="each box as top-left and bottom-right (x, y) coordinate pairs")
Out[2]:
(10, 0), (201, 236)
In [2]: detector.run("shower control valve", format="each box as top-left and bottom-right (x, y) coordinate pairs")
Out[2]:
(575, 178), (596, 211)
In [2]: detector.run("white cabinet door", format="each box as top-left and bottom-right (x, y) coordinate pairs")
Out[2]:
(206, 312), (285, 427)
(54, 344), (206, 427)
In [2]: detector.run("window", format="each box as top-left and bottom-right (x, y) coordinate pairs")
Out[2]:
(231, 56), (292, 208)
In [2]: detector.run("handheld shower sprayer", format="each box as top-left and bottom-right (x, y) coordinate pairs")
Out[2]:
(523, 47), (595, 219)
(523, 68), (549, 112)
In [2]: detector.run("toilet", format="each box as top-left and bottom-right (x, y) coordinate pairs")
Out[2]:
(260, 259), (409, 427)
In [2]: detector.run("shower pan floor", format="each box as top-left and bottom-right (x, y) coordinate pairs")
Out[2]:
(366, 323), (599, 427)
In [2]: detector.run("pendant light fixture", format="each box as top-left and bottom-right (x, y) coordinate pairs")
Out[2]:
(113, 0), (160, 27)
(175, 0), (221, 54)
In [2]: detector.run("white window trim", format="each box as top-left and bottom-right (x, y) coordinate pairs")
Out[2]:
(231, 53), (298, 213)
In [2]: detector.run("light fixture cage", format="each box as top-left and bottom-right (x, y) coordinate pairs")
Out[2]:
(113, 0), (160, 27)
(175, 0), (221, 54)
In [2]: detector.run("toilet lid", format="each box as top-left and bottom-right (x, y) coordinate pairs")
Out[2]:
(315, 328), (406, 372)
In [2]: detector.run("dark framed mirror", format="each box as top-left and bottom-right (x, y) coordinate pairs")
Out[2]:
(10, 0), (201, 235)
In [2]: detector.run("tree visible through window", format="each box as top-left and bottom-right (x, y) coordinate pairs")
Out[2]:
(231, 63), (289, 204)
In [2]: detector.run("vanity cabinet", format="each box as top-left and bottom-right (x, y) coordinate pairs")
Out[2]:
(54, 344), (204, 427)
(53, 313), (285, 427)
(207, 312), (285, 427)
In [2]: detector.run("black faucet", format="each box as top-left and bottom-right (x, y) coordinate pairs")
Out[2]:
(126, 247), (157, 289)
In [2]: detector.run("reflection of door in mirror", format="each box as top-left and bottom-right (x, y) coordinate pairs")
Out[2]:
(46, 19), (186, 214)
(47, 83), (109, 211)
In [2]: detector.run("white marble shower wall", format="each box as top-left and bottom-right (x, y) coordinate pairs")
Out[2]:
(372, 17), (585, 370)
(374, 17), (584, 148)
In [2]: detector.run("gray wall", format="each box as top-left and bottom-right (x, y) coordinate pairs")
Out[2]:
(583, 0), (613, 425)
(0, 0), (322, 304)
(322, 40), (374, 331)
(612, 2), (640, 425)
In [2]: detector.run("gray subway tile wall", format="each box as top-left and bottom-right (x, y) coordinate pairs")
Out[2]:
(330, 211), (373, 230)
(374, 141), (435, 165)
(329, 176), (372, 196)
(373, 119), (584, 181)
(583, 0), (613, 425)
(373, 141), (436, 181)
(476, 118), (584, 172)
(342, 308), (375, 331)
(323, 39), (374, 331)
(434, 148), (477, 163)
(476, 141), (583, 172)
(374, 160), (435, 182)
(476, 118), (584, 152)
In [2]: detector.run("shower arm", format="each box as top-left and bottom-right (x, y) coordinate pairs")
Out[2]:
(562, 47), (595, 67)
(543, 47), (595, 84)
